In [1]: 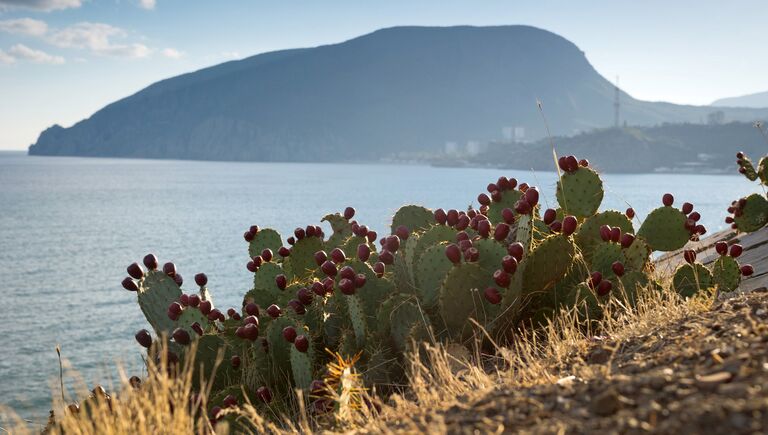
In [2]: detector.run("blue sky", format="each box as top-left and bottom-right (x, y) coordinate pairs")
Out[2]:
(0, 0), (766, 150)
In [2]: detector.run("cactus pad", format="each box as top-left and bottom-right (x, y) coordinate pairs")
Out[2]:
(410, 225), (457, 267)
(391, 205), (434, 234)
(521, 235), (576, 297)
(711, 255), (741, 293)
(289, 344), (314, 390)
(576, 210), (633, 259)
(414, 243), (453, 308)
(672, 263), (714, 298)
(486, 190), (523, 224)
(590, 242), (623, 277)
(637, 206), (689, 252)
(737, 154), (758, 181)
(439, 263), (494, 340)
(621, 237), (650, 271)
(138, 270), (183, 337)
(248, 228), (283, 259)
(556, 167), (604, 218)
(734, 193), (768, 233)
(346, 294), (368, 348)
(286, 236), (324, 280)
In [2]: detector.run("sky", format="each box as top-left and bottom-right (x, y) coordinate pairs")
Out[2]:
(0, 1), (766, 150)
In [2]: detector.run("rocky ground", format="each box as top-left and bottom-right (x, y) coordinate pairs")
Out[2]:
(432, 289), (768, 434)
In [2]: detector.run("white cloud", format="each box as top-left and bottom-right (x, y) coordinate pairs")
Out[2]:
(161, 47), (183, 59)
(138, 0), (155, 10)
(0, 0), (81, 12)
(8, 43), (64, 64)
(0, 18), (48, 36)
(220, 51), (241, 60)
(0, 49), (15, 64)
(47, 22), (150, 58)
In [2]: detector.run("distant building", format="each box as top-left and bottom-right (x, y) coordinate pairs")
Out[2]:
(444, 141), (459, 155)
(514, 127), (525, 141)
(502, 126), (525, 142)
(466, 141), (487, 156)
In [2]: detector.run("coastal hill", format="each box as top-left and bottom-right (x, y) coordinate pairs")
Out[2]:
(712, 90), (768, 108)
(28, 25), (768, 161)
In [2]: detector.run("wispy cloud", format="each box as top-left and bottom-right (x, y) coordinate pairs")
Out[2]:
(138, 0), (156, 10)
(161, 47), (183, 59)
(8, 43), (64, 64)
(0, 49), (15, 64)
(0, 0), (81, 12)
(47, 22), (151, 58)
(0, 18), (48, 36)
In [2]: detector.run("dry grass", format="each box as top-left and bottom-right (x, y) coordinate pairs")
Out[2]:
(0, 280), (713, 435)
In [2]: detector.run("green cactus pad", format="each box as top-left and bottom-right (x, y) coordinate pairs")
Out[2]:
(672, 263), (714, 298)
(322, 213), (353, 249)
(711, 255), (742, 293)
(248, 228), (283, 259)
(340, 235), (370, 261)
(191, 335), (237, 391)
(286, 236), (324, 280)
(734, 193), (768, 233)
(289, 343), (314, 390)
(737, 154), (758, 181)
(618, 270), (650, 307)
(377, 294), (426, 352)
(414, 243), (453, 308)
(245, 262), (286, 309)
(556, 167), (604, 218)
(344, 260), (394, 319)
(637, 206), (690, 252)
(265, 316), (296, 374)
(576, 210), (634, 261)
(138, 270), (183, 337)
(486, 190), (523, 224)
(521, 235), (576, 298)
(409, 225), (457, 269)
(393, 252), (415, 294)
(322, 294), (348, 348)
(439, 263), (494, 340)
(346, 294), (368, 348)
(621, 237), (650, 272)
(473, 238), (509, 275)
(363, 346), (404, 389)
(590, 242), (623, 277)
(175, 307), (208, 335)
(391, 205), (434, 234)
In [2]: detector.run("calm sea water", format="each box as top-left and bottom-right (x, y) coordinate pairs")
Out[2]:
(0, 152), (762, 421)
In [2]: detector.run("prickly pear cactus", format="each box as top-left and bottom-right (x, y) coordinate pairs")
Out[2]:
(118, 153), (745, 425)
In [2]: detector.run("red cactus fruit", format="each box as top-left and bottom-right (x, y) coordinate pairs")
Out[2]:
(294, 335), (309, 352)
(599, 225), (611, 242)
(477, 219), (491, 238)
(288, 299), (305, 315)
(313, 250), (328, 267)
(189, 294), (201, 308)
(507, 242), (524, 262)
(464, 247), (480, 262)
(179, 294), (190, 306)
(524, 187), (539, 206)
(223, 394), (237, 408)
(501, 208), (515, 224)
(173, 274), (183, 287)
(589, 271), (603, 289)
(543, 208), (556, 225)
(445, 244), (461, 263)
(740, 264), (754, 276)
(287, 236), (296, 245)
(339, 265), (356, 280)
(662, 193), (674, 207)
(493, 269), (511, 287)
(596, 280), (612, 296)
(297, 288), (313, 305)
(378, 250), (395, 265)
(434, 208), (447, 224)
(502, 255), (518, 274)
(478, 193), (491, 206)
(625, 208), (635, 219)
(244, 315), (259, 326)
(172, 328), (190, 345)
(611, 261), (625, 277)
(373, 262), (385, 277)
(278, 246), (291, 257)
(122, 277), (139, 292)
(565, 156), (579, 172)
(321, 260), (337, 277)
(562, 215), (577, 236)
(447, 209), (459, 227)
(730, 244), (743, 258)
(558, 156), (568, 172)
(683, 249), (696, 264)
(194, 273), (207, 287)
(367, 230), (377, 243)
(257, 386), (272, 403)
(243, 323), (259, 341)
(483, 287), (502, 304)
(143, 254), (158, 270)
(266, 304), (281, 318)
(456, 214), (470, 230)
(715, 241), (728, 256)
(384, 236), (401, 252)
(322, 277), (335, 293)
(494, 223), (511, 241)
(682, 202), (694, 215)
(127, 262), (144, 280)
(514, 200), (532, 215)
(689, 211), (701, 222)
(168, 301), (183, 316)
(620, 233), (635, 248)
(275, 274), (287, 290)
(135, 329), (152, 348)
(282, 326), (297, 343)
(163, 262), (176, 277)
(610, 227), (621, 243)
(231, 355), (241, 368)
(191, 322), (203, 336)
(330, 248), (346, 264)
(579, 158), (589, 167)
(207, 308), (223, 322)
(339, 278), (355, 295)
(354, 273), (367, 288)
(549, 221), (562, 233)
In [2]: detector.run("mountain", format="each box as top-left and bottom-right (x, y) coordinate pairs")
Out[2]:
(29, 25), (768, 161)
(712, 91), (768, 108)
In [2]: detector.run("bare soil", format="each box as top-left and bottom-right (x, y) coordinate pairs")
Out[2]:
(429, 290), (768, 434)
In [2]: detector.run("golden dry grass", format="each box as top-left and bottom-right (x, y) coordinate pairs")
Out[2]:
(1, 280), (712, 435)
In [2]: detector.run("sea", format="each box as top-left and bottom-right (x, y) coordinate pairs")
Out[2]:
(0, 151), (763, 423)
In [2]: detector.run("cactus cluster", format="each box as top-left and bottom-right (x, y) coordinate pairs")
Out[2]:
(729, 151), (768, 232)
(116, 154), (753, 425)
